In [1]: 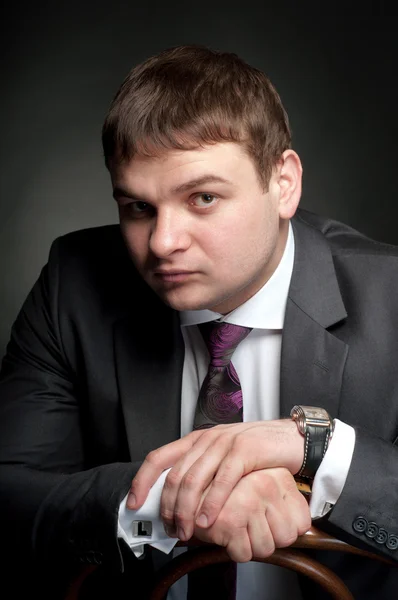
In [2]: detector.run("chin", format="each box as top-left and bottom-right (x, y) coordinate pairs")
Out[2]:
(160, 291), (218, 312)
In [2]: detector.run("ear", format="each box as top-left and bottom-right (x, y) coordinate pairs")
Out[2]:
(276, 149), (302, 220)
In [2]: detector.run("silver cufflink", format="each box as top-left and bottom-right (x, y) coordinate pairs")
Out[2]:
(132, 520), (153, 537)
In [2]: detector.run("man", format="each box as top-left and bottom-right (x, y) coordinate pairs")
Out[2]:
(0, 45), (397, 599)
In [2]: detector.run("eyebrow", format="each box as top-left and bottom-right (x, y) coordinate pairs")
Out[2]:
(112, 174), (234, 203)
(170, 174), (235, 194)
(112, 186), (140, 201)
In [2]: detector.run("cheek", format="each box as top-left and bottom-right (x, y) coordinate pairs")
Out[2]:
(215, 210), (270, 254)
(122, 225), (149, 265)
(213, 209), (278, 271)
(246, 203), (279, 249)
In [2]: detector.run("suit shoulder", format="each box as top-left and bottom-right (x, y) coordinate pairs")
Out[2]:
(295, 208), (398, 259)
(51, 224), (125, 258)
(45, 224), (136, 297)
(45, 224), (135, 279)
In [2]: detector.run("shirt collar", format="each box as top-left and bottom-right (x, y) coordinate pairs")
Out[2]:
(180, 222), (295, 329)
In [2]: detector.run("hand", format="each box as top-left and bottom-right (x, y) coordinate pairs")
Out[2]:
(129, 419), (304, 541)
(192, 467), (311, 562)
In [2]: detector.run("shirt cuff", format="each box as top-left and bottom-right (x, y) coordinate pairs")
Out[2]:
(118, 468), (177, 557)
(310, 419), (356, 518)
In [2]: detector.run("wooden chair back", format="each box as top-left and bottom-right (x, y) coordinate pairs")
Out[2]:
(65, 526), (396, 600)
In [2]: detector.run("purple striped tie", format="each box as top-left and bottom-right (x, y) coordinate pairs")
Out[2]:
(188, 321), (252, 600)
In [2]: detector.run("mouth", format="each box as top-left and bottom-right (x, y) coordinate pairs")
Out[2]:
(153, 270), (196, 284)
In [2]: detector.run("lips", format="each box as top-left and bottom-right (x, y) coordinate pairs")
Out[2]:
(154, 270), (196, 283)
(154, 269), (193, 275)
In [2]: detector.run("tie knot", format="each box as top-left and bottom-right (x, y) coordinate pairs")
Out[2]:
(199, 321), (252, 367)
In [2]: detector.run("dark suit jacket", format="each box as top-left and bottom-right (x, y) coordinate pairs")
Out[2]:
(1, 208), (398, 599)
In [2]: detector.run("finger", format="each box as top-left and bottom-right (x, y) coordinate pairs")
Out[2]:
(247, 510), (275, 559)
(128, 432), (202, 508)
(263, 473), (311, 548)
(195, 514), (252, 563)
(265, 499), (299, 548)
(207, 478), (252, 562)
(164, 422), (259, 525)
(221, 472), (274, 560)
(209, 505), (252, 562)
(195, 435), (257, 528)
(282, 486), (312, 537)
(162, 431), (232, 539)
(226, 528), (252, 563)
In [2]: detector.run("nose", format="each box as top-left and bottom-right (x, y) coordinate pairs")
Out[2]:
(149, 209), (191, 258)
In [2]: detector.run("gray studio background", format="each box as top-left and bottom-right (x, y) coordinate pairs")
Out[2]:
(1, 3), (397, 359)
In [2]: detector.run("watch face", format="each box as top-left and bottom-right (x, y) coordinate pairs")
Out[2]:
(304, 407), (328, 420)
(291, 406), (331, 431)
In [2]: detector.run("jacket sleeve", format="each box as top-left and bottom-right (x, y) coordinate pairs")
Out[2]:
(0, 238), (136, 573)
(320, 426), (398, 561)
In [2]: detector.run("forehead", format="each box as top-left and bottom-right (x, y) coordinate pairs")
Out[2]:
(110, 142), (256, 191)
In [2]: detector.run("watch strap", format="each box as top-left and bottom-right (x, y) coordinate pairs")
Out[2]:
(298, 423), (331, 479)
(290, 405), (333, 480)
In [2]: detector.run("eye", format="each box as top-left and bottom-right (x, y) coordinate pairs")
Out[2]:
(192, 193), (218, 208)
(120, 201), (153, 219)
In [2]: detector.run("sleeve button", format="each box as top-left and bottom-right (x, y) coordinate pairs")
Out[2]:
(365, 522), (379, 539)
(353, 516), (368, 533)
(386, 534), (398, 551)
(375, 528), (388, 544)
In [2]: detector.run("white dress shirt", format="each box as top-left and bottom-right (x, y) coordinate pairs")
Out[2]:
(118, 223), (356, 599)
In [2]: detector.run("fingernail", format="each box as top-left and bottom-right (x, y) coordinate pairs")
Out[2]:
(127, 492), (136, 508)
(177, 527), (186, 541)
(164, 524), (177, 538)
(196, 514), (208, 528)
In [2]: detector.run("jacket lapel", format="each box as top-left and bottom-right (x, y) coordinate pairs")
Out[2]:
(114, 296), (184, 461)
(280, 215), (349, 419)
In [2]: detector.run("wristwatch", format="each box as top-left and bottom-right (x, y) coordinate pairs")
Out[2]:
(290, 405), (334, 480)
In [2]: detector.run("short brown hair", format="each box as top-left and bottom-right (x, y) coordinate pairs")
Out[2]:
(102, 45), (291, 187)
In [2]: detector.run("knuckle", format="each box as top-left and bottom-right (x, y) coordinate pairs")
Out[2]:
(295, 499), (312, 531)
(160, 508), (174, 524)
(260, 541), (275, 558)
(145, 448), (163, 467)
(248, 472), (272, 497)
(202, 428), (218, 443)
(276, 532), (297, 548)
(298, 514), (312, 535)
(214, 468), (235, 488)
(247, 470), (263, 487)
(202, 495), (223, 515)
(238, 551), (253, 563)
(258, 470), (275, 488)
(129, 477), (140, 492)
(174, 509), (190, 525)
(231, 433), (247, 451)
(181, 471), (199, 491)
(227, 541), (252, 563)
(262, 481), (280, 503)
(165, 469), (182, 488)
(218, 431), (234, 446)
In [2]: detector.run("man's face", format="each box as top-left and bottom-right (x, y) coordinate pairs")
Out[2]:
(111, 142), (293, 314)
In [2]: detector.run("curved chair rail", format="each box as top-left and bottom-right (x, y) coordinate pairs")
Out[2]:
(65, 526), (397, 600)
